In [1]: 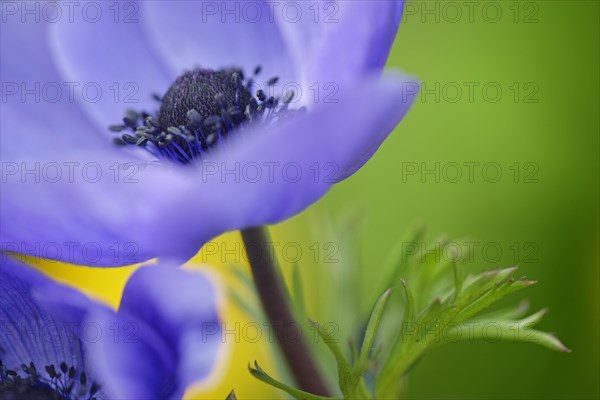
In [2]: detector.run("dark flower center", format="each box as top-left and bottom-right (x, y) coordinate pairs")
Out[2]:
(0, 378), (61, 400)
(109, 66), (303, 164)
(157, 68), (253, 130)
(0, 359), (99, 400)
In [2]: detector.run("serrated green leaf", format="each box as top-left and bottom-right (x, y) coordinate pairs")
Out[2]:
(456, 278), (537, 322)
(526, 331), (570, 353)
(474, 299), (530, 322)
(401, 280), (415, 324)
(378, 294), (443, 394)
(517, 308), (547, 328)
(248, 361), (333, 400)
(415, 297), (442, 328)
(446, 320), (570, 353)
(355, 288), (392, 378)
(349, 341), (359, 365)
(452, 260), (463, 301)
(309, 320), (356, 398)
(461, 267), (519, 302)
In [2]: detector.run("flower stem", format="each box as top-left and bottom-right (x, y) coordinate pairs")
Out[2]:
(241, 226), (331, 396)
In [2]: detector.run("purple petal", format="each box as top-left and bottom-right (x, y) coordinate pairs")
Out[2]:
(0, 142), (162, 266)
(34, 283), (173, 398)
(275, 0), (405, 90)
(49, 1), (172, 131)
(140, 1), (295, 85)
(82, 308), (177, 399)
(1, 7), (159, 266)
(0, 257), (86, 379)
(1, 73), (416, 266)
(0, 16), (105, 157)
(33, 264), (221, 398)
(118, 265), (221, 394)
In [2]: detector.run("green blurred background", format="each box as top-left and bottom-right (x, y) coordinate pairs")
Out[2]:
(305, 1), (599, 398)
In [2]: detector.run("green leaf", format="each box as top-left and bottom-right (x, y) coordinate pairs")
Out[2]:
(517, 308), (547, 328)
(309, 320), (357, 398)
(401, 280), (415, 324)
(474, 299), (530, 322)
(248, 361), (334, 400)
(446, 320), (570, 353)
(226, 390), (237, 400)
(523, 330), (570, 353)
(415, 297), (442, 329)
(456, 277), (537, 322)
(355, 288), (392, 377)
(452, 260), (463, 301)
(349, 341), (359, 365)
(374, 263), (569, 399)
(460, 267), (519, 304)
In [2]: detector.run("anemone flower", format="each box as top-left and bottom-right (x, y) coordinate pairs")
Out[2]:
(0, 258), (221, 398)
(0, 0), (418, 266)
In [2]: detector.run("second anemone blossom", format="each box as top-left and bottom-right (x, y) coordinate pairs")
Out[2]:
(0, 258), (220, 398)
(1, 0), (418, 266)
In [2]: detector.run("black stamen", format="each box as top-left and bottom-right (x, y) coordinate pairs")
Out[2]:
(45, 365), (57, 379)
(109, 125), (126, 132)
(121, 134), (137, 145)
(282, 90), (295, 104)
